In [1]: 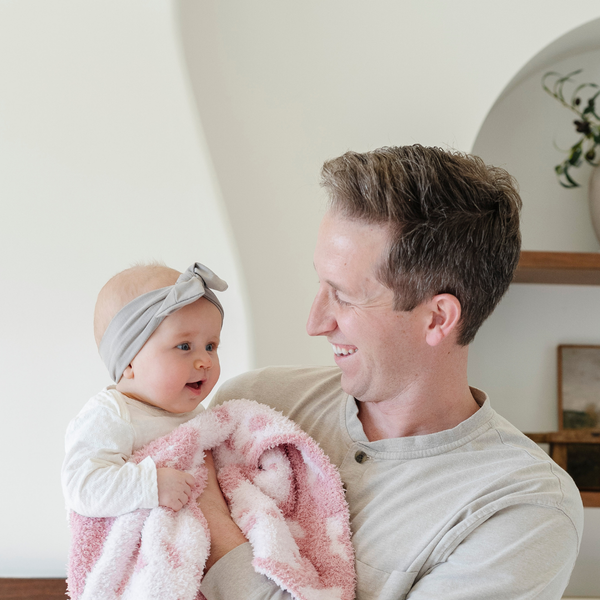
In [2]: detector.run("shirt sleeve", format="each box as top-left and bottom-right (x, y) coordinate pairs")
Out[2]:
(199, 543), (294, 600)
(61, 394), (159, 517)
(405, 503), (580, 600)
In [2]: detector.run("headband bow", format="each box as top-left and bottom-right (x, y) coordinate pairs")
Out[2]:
(99, 262), (228, 383)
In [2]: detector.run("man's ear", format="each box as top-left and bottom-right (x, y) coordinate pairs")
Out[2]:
(121, 364), (135, 380)
(424, 294), (462, 347)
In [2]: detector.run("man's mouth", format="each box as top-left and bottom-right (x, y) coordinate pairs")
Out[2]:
(331, 344), (358, 357)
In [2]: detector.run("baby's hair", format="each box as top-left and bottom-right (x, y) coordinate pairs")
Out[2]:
(94, 261), (181, 348)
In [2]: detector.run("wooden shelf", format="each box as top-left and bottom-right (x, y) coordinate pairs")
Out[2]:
(514, 251), (600, 285)
(526, 430), (600, 444)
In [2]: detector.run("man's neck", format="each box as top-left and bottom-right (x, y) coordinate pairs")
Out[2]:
(356, 347), (479, 441)
(357, 385), (479, 441)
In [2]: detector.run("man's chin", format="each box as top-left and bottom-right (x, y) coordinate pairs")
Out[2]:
(339, 373), (364, 401)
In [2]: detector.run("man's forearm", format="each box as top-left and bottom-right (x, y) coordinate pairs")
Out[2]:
(198, 451), (247, 573)
(199, 496), (247, 572)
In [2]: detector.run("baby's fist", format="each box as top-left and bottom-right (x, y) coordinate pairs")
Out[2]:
(157, 467), (196, 511)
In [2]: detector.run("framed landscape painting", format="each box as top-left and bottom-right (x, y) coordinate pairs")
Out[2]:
(558, 345), (600, 491)
(558, 345), (600, 430)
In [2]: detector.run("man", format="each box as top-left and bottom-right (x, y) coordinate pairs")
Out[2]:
(198, 145), (583, 599)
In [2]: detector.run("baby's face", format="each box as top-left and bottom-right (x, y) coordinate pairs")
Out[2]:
(117, 297), (222, 413)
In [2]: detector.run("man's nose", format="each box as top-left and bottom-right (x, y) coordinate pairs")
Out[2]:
(306, 288), (336, 337)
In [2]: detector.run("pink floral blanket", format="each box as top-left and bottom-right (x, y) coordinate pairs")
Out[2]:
(67, 399), (356, 600)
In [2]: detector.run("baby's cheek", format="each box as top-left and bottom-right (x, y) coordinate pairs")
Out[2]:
(152, 367), (182, 395)
(211, 361), (221, 382)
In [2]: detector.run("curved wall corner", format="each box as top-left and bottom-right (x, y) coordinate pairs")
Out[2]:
(0, 0), (253, 576)
(494, 17), (600, 107)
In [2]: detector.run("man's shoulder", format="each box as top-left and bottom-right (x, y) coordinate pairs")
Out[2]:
(211, 365), (343, 409)
(482, 410), (584, 535)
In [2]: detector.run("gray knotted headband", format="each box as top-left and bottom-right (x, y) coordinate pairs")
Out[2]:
(99, 262), (228, 383)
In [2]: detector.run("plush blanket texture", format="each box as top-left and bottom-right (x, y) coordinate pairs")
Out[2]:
(67, 399), (356, 600)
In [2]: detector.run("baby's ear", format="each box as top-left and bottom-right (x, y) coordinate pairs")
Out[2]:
(121, 364), (135, 380)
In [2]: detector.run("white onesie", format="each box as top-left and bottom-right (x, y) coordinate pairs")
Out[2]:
(61, 386), (202, 517)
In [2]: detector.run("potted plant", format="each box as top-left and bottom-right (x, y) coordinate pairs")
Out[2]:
(543, 70), (600, 188)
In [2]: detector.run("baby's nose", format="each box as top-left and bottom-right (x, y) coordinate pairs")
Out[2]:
(194, 357), (211, 370)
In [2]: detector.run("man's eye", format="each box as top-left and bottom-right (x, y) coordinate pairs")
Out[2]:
(177, 343), (191, 351)
(334, 291), (351, 307)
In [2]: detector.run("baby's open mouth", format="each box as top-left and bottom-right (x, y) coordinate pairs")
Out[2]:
(186, 381), (203, 390)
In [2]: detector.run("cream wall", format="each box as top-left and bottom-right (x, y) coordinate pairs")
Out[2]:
(177, 2), (600, 596)
(0, 0), (251, 576)
(2, 0), (600, 595)
(176, 0), (600, 368)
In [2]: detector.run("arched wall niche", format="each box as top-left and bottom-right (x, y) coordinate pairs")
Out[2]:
(495, 17), (600, 106)
(469, 20), (600, 598)
(473, 17), (600, 252)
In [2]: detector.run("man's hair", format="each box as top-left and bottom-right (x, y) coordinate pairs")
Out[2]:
(320, 145), (522, 345)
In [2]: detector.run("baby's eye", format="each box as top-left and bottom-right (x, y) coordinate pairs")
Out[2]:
(177, 343), (191, 351)
(206, 343), (216, 352)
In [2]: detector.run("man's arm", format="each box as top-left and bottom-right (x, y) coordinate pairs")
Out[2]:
(198, 452), (295, 600)
(405, 503), (580, 600)
(197, 451), (246, 571)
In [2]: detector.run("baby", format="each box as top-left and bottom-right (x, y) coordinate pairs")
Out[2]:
(61, 261), (227, 517)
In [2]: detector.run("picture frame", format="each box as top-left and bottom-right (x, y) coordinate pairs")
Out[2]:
(557, 345), (600, 492)
(558, 344), (600, 431)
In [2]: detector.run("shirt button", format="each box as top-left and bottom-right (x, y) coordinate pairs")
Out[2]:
(355, 450), (367, 464)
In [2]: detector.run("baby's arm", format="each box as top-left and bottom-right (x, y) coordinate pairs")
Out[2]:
(62, 393), (160, 517)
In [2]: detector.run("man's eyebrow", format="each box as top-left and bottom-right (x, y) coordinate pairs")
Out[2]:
(324, 279), (353, 296)
(313, 263), (352, 295)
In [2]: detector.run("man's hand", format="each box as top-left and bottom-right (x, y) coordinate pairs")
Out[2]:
(198, 451), (247, 572)
(157, 467), (196, 511)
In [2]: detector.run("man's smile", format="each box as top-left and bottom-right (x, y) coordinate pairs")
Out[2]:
(331, 344), (358, 356)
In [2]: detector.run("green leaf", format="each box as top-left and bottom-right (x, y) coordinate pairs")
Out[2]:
(557, 70), (583, 100)
(542, 70), (582, 101)
(589, 89), (600, 120)
(571, 82), (598, 109)
(561, 164), (581, 187)
(568, 146), (582, 166)
(542, 71), (561, 96)
(583, 99), (596, 116)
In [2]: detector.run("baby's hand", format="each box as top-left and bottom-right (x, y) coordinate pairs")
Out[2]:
(157, 467), (196, 511)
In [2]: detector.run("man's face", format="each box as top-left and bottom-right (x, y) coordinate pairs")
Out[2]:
(307, 211), (431, 404)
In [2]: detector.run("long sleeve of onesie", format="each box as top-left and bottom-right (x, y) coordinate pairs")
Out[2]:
(61, 391), (158, 517)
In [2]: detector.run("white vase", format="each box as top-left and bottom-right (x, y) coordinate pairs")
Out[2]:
(588, 165), (600, 245)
